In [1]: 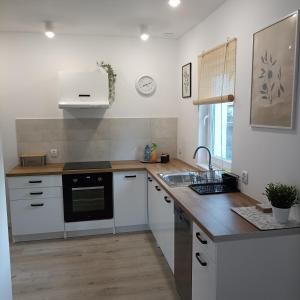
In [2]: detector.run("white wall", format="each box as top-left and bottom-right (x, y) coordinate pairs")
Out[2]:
(0, 136), (12, 300)
(177, 0), (300, 202)
(0, 33), (178, 171)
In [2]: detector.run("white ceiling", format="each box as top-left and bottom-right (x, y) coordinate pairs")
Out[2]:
(0, 0), (225, 39)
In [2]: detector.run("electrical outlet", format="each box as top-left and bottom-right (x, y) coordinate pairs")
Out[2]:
(241, 170), (248, 185)
(50, 149), (58, 158)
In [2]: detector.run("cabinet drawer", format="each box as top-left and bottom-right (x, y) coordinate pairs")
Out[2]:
(9, 187), (62, 201)
(7, 175), (62, 189)
(10, 197), (64, 236)
(193, 222), (216, 263)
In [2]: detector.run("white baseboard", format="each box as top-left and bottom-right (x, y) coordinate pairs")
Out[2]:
(64, 219), (114, 231)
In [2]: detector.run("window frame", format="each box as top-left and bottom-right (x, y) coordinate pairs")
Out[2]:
(197, 103), (234, 171)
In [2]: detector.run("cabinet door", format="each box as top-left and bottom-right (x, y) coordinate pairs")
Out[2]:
(192, 252), (216, 300)
(148, 175), (162, 243)
(147, 174), (155, 233)
(192, 223), (216, 300)
(114, 171), (147, 228)
(160, 191), (175, 273)
(147, 174), (174, 273)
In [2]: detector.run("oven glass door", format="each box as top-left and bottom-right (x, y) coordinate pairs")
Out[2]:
(72, 186), (105, 213)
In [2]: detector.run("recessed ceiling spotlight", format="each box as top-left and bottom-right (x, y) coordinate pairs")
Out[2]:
(44, 21), (55, 39)
(140, 25), (149, 41)
(168, 0), (181, 8)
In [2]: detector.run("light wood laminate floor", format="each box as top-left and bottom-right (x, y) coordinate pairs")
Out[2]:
(10, 232), (180, 300)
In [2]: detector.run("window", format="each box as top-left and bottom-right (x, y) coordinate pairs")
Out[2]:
(208, 102), (234, 168)
(195, 39), (237, 170)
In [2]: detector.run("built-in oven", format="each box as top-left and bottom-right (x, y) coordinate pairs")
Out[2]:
(62, 172), (113, 222)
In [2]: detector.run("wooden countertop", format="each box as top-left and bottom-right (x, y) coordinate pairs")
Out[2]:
(6, 163), (64, 176)
(145, 161), (300, 242)
(6, 161), (146, 177)
(6, 159), (300, 241)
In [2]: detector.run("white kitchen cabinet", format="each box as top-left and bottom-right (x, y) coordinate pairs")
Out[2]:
(8, 175), (64, 241)
(113, 171), (147, 230)
(159, 190), (174, 272)
(147, 175), (155, 233)
(147, 173), (174, 273)
(192, 222), (216, 300)
(192, 221), (300, 300)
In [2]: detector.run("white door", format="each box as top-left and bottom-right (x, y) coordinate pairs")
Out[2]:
(159, 191), (174, 273)
(114, 171), (147, 228)
(147, 174), (174, 272)
(192, 251), (216, 300)
(147, 175), (162, 244)
(147, 174), (155, 232)
(0, 138), (13, 300)
(192, 222), (216, 300)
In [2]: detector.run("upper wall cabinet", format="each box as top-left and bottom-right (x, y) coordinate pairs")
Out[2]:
(58, 70), (109, 109)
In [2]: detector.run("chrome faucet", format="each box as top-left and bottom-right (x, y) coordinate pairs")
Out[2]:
(193, 146), (213, 171)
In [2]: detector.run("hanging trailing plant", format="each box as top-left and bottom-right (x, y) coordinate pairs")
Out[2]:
(97, 61), (117, 103)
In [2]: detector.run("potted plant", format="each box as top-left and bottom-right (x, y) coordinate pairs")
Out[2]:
(265, 183), (298, 224)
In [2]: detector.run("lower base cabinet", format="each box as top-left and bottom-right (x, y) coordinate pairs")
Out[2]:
(8, 175), (64, 240)
(113, 171), (147, 230)
(192, 223), (216, 300)
(148, 174), (174, 273)
(192, 222), (300, 300)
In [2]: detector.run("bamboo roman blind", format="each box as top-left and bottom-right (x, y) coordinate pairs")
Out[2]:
(193, 38), (237, 105)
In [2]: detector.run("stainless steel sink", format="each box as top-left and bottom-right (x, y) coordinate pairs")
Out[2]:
(159, 170), (225, 188)
(159, 170), (239, 195)
(158, 171), (201, 187)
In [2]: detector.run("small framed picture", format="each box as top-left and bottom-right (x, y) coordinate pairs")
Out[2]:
(182, 63), (192, 98)
(250, 11), (299, 129)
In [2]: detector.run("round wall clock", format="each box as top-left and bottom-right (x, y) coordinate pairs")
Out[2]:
(135, 75), (156, 96)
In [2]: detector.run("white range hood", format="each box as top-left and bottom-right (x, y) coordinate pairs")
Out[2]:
(58, 70), (109, 109)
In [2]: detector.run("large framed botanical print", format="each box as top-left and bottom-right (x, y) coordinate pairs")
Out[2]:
(250, 11), (299, 129)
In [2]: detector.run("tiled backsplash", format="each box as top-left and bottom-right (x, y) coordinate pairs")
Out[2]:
(16, 118), (177, 163)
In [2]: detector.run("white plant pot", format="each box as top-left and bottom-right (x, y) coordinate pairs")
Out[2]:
(272, 206), (290, 224)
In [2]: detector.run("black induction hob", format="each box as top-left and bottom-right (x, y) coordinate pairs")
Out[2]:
(63, 161), (112, 171)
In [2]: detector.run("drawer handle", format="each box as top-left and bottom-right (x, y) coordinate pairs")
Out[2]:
(195, 253), (207, 267)
(30, 192), (44, 195)
(155, 186), (161, 191)
(125, 175), (137, 178)
(164, 196), (171, 203)
(148, 177), (153, 182)
(196, 232), (208, 245)
(29, 180), (42, 184)
(30, 203), (44, 207)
